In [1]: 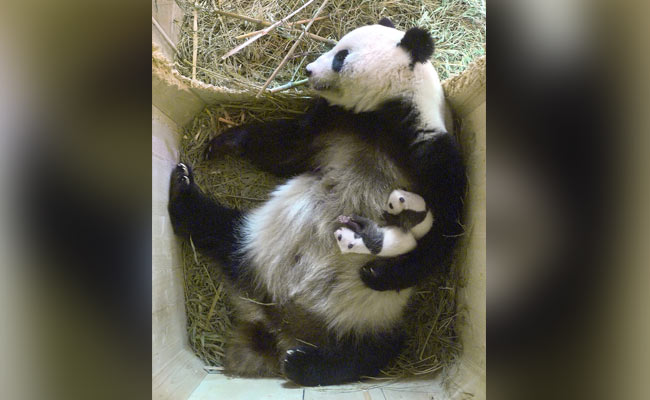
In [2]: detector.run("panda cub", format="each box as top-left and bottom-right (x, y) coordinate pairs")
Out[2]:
(168, 18), (466, 387)
(335, 189), (433, 257)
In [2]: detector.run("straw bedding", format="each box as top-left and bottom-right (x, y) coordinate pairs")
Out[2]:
(172, 0), (485, 90)
(171, 0), (484, 379)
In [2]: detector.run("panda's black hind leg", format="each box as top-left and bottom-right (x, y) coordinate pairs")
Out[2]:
(206, 118), (317, 177)
(168, 163), (243, 271)
(282, 331), (404, 386)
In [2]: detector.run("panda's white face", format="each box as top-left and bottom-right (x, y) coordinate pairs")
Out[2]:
(306, 25), (415, 112)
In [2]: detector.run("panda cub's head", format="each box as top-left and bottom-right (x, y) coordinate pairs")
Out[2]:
(306, 18), (439, 113)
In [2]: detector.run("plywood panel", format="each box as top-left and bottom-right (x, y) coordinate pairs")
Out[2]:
(152, 0), (183, 60)
(375, 377), (447, 400)
(305, 387), (385, 400)
(152, 54), (205, 128)
(382, 390), (436, 400)
(444, 81), (486, 400)
(188, 375), (304, 400)
(154, 349), (206, 400)
(153, 105), (206, 399)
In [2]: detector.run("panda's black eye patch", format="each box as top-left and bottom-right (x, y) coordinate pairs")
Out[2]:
(332, 49), (349, 72)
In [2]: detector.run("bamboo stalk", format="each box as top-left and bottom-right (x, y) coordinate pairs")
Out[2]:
(257, 0), (330, 97)
(290, 16), (328, 26)
(268, 78), (309, 93)
(234, 16), (332, 45)
(216, 10), (326, 28)
(239, 28), (334, 45)
(213, 9), (264, 25)
(236, 28), (333, 45)
(220, 0), (316, 60)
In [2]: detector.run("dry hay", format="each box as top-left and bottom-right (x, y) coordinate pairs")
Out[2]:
(179, 93), (466, 378)
(171, 0), (485, 91)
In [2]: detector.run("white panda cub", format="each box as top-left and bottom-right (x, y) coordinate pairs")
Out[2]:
(334, 189), (434, 257)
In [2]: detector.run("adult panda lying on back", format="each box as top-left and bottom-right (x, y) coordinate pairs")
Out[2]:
(168, 18), (466, 386)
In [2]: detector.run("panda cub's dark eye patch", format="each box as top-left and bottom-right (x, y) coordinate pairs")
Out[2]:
(332, 49), (349, 72)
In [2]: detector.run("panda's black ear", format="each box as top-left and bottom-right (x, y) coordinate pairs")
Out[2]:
(398, 27), (434, 64)
(378, 17), (395, 28)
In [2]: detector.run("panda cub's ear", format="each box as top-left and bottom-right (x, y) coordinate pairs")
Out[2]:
(398, 27), (435, 65)
(378, 17), (395, 28)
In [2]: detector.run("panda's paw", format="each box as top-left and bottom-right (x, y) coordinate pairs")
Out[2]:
(383, 189), (427, 215)
(170, 163), (194, 198)
(282, 346), (322, 386)
(206, 127), (248, 159)
(360, 264), (394, 291)
(334, 227), (367, 254)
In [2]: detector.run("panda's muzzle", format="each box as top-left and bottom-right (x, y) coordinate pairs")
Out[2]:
(306, 61), (336, 91)
(311, 81), (332, 91)
(307, 76), (335, 91)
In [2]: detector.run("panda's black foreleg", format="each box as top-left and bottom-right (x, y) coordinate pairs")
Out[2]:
(360, 133), (467, 291)
(359, 226), (457, 291)
(206, 118), (318, 177)
(282, 331), (404, 386)
(168, 163), (243, 277)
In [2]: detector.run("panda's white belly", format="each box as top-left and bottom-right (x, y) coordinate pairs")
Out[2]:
(239, 134), (413, 336)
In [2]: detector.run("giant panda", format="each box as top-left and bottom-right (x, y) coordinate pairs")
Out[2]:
(168, 18), (467, 386)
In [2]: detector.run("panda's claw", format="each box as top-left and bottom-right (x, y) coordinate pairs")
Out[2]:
(284, 348), (306, 360)
(170, 162), (194, 199)
(283, 346), (323, 386)
(360, 264), (393, 291)
(177, 163), (189, 175)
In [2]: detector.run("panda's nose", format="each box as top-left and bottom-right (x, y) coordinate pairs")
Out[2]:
(305, 67), (312, 77)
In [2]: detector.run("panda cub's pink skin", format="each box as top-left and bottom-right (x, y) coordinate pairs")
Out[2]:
(335, 189), (433, 257)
